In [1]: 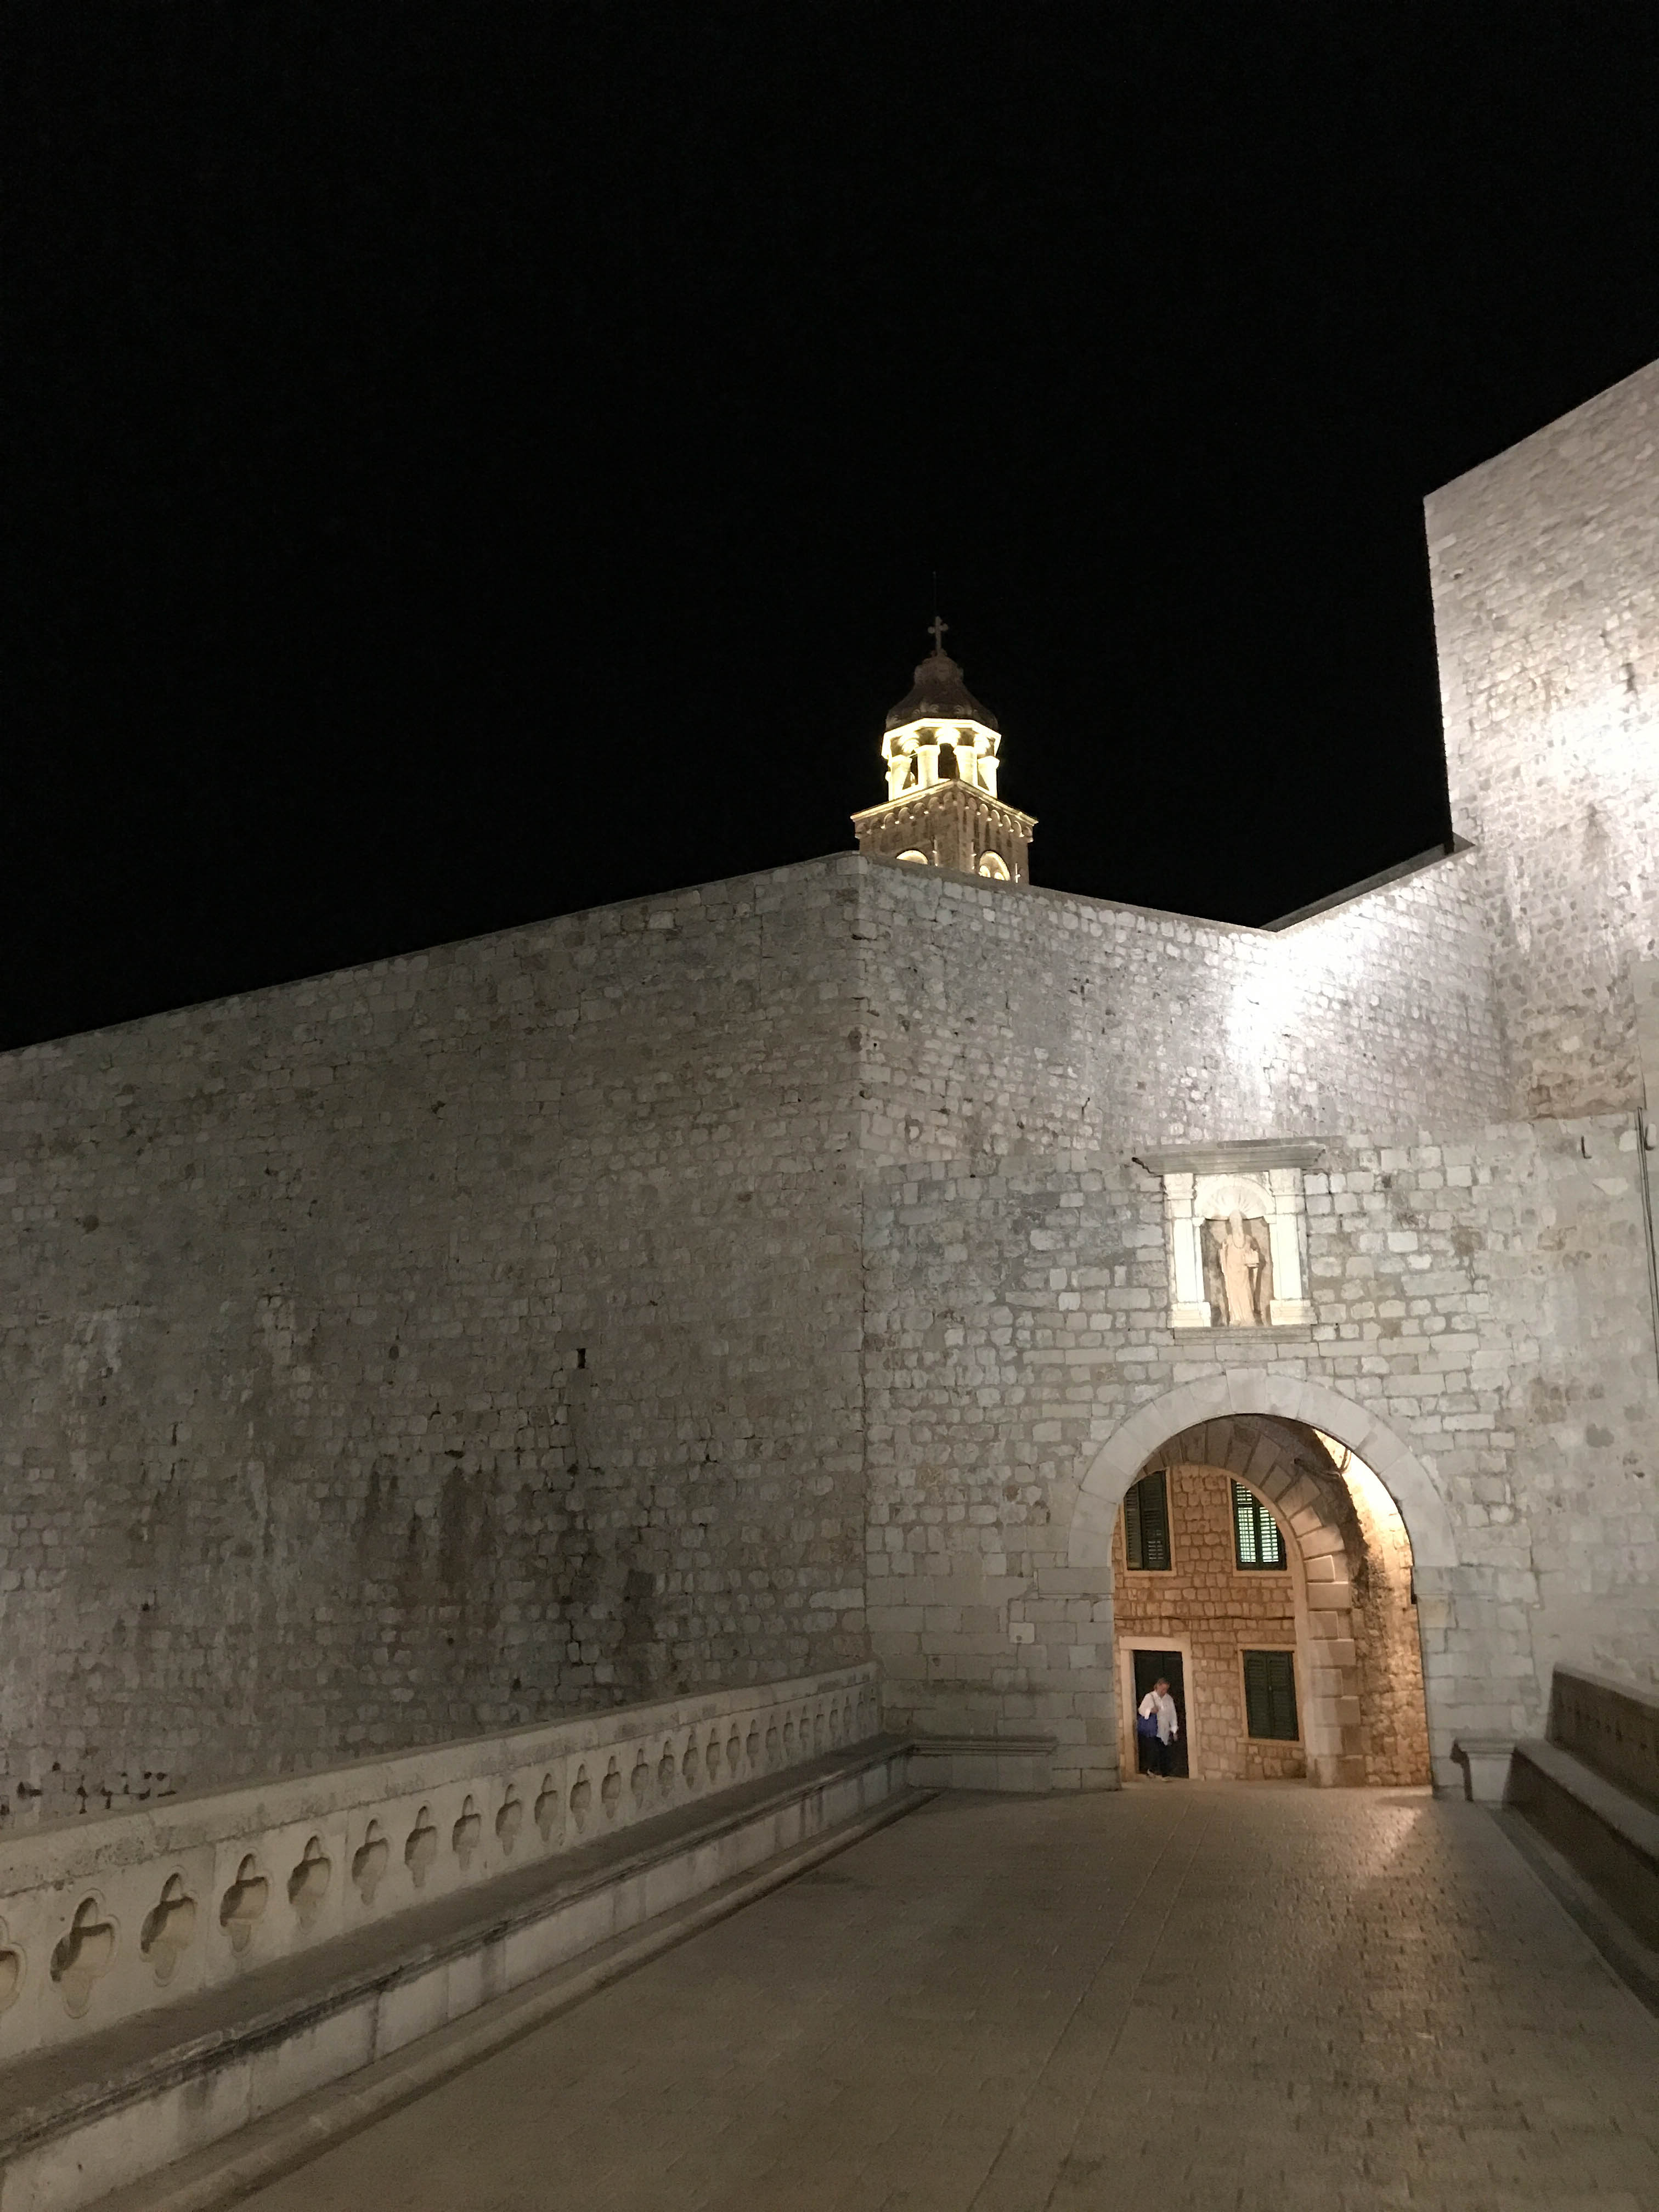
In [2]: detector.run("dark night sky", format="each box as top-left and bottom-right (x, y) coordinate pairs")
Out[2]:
(7, 4), (1659, 1050)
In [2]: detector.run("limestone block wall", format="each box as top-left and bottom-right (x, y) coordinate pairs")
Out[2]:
(1427, 357), (1659, 1118)
(0, 825), (1620, 1826)
(0, 862), (872, 1824)
(863, 1116), (1659, 1790)
(1342, 1453), (1433, 1790)
(853, 845), (1506, 1163)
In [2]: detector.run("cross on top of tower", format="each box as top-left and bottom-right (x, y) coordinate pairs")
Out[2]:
(927, 614), (949, 657)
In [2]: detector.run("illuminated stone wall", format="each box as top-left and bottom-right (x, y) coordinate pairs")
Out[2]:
(863, 1120), (1659, 1791)
(854, 840), (1506, 1162)
(0, 843), (1512, 1822)
(1429, 358), (1659, 1116)
(0, 863), (874, 1823)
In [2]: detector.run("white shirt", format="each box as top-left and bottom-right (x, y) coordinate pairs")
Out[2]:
(1138, 1689), (1179, 1743)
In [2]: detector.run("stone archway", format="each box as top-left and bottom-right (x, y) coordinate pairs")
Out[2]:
(1071, 1376), (1448, 1787)
(1132, 1418), (1359, 1785)
(1069, 1373), (1457, 1573)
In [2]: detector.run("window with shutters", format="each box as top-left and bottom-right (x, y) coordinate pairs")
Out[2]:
(1242, 1649), (1299, 1740)
(1122, 1471), (1171, 1571)
(1232, 1480), (1286, 1568)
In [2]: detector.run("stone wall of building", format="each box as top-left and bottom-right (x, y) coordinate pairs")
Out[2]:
(864, 1115), (1659, 1790)
(1428, 358), (1659, 1118)
(854, 840), (1507, 1163)
(0, 820), (1519, 1822)
(0, 862), (873, 1823)
(1342, 1453), (1433, 1790)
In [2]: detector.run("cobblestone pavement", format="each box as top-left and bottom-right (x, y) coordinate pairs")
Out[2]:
(239, 1785), (1659, 2211)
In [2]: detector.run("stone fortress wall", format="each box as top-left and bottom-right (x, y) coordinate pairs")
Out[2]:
(1429, 358), (1659, 1118)
(0, 867), (879, 1822)
(1, 364), (1655, 1818)
(864, 362), (1659, 1789)
(853, 839), (1506, 1163)
(0, 843), (1506, 1822)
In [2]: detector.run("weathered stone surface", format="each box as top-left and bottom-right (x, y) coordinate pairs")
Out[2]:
(1430, 357), (1659, 1116)
(0, 1667), (876, 2063)
(0, 870), (877, 1821)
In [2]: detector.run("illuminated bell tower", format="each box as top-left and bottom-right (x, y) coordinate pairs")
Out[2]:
(851, 620), (1036, 882)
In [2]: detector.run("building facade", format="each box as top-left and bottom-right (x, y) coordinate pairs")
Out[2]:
(0, 365), (1655, 1822)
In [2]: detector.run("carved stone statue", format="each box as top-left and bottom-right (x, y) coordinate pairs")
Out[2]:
(1205, 1210), (1272, 1327)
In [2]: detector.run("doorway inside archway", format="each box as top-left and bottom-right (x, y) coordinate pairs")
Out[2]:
(1110, 1415), (1430, 1787)
(1128, 1647), (1191, 1777)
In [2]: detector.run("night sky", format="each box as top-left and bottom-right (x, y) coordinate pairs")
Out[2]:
(8, 6), (1659, 1049)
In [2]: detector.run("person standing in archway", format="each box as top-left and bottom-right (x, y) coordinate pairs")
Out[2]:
(1137, 1677), (1180, 1778)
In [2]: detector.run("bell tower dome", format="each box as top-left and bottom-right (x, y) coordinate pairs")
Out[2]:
(851, 621), (1036, 882)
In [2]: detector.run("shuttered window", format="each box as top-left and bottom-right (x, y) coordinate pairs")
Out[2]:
(1243, 1649), (1299, 1740)
(1123, 1471), (1171, 1571)
(1233, 1481), (1286, 1568)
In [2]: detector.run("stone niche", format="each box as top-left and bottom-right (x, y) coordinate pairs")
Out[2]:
(1138, 1143), (1321, 1331)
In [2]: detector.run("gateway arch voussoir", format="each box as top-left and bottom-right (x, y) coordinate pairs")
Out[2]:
(1070, 1374), (1457, 1572)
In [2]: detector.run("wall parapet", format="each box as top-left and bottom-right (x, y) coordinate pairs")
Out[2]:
(0, 1664), (878, 2067)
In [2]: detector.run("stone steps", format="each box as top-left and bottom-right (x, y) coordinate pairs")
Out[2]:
(0, 1740), (922, 2212)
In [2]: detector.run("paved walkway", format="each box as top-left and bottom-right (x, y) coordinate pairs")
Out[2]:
(239, 1785), (1659, 2211)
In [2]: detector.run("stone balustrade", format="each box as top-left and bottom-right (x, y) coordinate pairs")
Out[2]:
(0, 1664), (879, 2064)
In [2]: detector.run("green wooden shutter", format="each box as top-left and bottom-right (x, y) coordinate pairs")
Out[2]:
(1243, 1650), (1299, 1740)
(1268, 1651), (1298, 1738)
(1232, 1482), (1285, 1568)
(1260, 1504), (1285, 1567)
(1127, 1472), (1170, 1570)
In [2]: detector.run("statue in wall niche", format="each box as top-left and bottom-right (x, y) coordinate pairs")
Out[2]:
(1203, 1211), (1274, 1327)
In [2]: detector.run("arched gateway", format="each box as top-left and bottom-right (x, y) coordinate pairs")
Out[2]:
(1068, 1376), (1455, 1786)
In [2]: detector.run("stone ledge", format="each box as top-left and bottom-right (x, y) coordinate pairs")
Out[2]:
(905, 1735), (1057, 1793)
(0, 1741), (917, 2212)
(0, 1666), (881, 2075)
(1506, 1737), (1659, 1954)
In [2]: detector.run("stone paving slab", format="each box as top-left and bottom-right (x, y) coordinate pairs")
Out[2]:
(228, 1784), (1659, 2212)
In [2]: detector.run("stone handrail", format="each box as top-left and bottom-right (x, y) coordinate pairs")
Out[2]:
(0, 1663), (879, 2061)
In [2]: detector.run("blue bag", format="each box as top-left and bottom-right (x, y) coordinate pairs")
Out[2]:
(1136, 1711), (1158, 1740)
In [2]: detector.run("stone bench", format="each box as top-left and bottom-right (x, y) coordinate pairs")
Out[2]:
(1505, 1735), (1659, 1954)
(905, 1734), (1057, 1793)
(1485, 1668), (1659, 2006)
